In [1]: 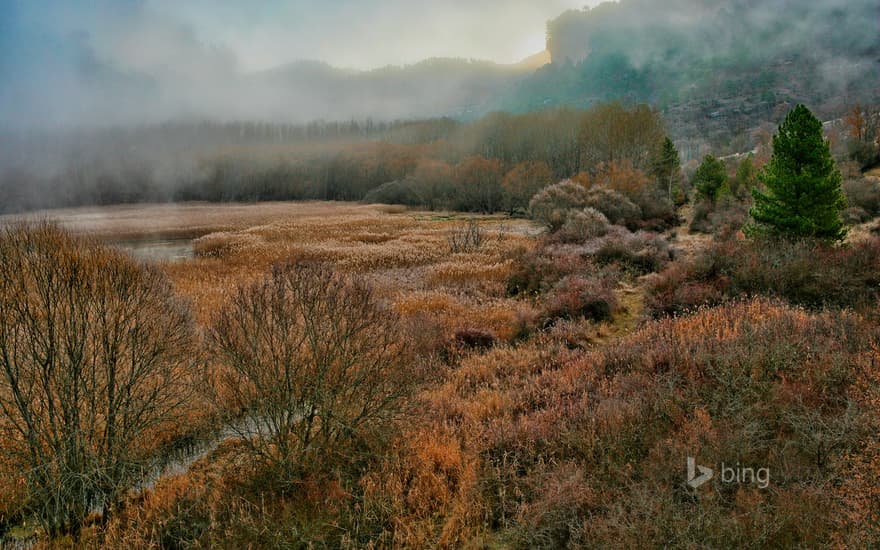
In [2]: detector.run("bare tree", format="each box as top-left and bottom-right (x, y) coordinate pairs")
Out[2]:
(0, 224), (195, 538)
(208, 261), (413, 480)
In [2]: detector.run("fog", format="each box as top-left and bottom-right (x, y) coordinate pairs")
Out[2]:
(0, 0), (589, 128)
(0, 0), (876, 215)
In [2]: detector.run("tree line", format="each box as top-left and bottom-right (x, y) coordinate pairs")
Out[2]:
(0, 104), (670, 214)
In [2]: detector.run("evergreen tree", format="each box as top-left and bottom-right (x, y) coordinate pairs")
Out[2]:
(692, 154), (728, 202)
(748, 104), (847, 241)
(651, 137), (682, 201)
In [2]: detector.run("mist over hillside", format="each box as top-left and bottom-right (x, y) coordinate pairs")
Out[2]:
(1, 0), (878, 213)
(498, 0), (880, 145)
(2, 0), (876, 131)
(0, 0), (548, 128)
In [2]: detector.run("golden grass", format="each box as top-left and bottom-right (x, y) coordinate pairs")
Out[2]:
(9, 201), (538, 328)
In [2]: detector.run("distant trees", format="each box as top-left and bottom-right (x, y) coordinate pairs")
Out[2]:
(502, 161), (555, 214)
(0, 224), (194, 538)
(453, 156), (505, 213)
(208, 262), (413, 480)
(410, 159), (455, 210)
(2, 103), (676, 215)
(467, 109), (583, 177)
(749, 105), (847, 241)
(577, 103), (666, 173)
(844, 104), (880, 169)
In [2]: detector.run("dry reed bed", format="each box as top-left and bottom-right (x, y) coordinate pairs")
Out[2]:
(148, 203), (536, 327)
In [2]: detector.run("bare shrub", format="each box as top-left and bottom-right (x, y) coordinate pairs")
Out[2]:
(630, 189), (678, 230)
(542, 275), (618, 325)
(593, 231), (671, 274)
(208, 261), (414, 481)
(583, 187), (642, 227)
(843, 206), (871, 225)
(447, 219), (485, 253)
(506, 249), (591, 296)
(529, 180), (591, 231)
(690, 196), (749, 236)
(0, 223), (194, 538)
(843, 178), (880, 218)
(646, 238), (880, 317)
(553, 208), (610, 243)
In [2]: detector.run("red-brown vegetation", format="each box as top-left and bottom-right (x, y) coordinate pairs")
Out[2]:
(1, 202), (878, 548)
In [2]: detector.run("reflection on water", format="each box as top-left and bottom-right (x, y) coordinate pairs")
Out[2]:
(111, 238), (194, 261)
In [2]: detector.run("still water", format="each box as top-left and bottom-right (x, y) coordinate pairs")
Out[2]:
(111, 237), (194, 261)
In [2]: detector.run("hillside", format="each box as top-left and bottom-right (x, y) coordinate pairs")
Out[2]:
(493, 0), (880, 148)
(5, 0), (876, 145)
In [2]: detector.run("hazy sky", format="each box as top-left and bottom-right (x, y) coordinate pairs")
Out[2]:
(0, 0), (601, 127)
(4, 0), (592, 71)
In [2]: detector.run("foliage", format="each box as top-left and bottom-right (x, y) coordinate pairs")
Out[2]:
(577, 103), (666, 172)
(593, 230), (671, 275)
(453, 156), (505, 213)
(506, 248), (591, 297)
(362, 179), (423, 206)
(453, 328), (499, 350)
(510, 0), (879, 151)
(16, 202), (879, 548)
(845, 105), (880, 169)
(690, 195), (750, 237)
(1, 104), (664, 216)
(749, 105), (847, 241)
(94, 297), (880, 548)
(408, 159), (456, 210)
(733, 154), (758, 198)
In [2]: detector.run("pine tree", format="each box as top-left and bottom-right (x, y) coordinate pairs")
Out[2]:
(748, 104), (847, 241)
(651, 137), (682, 201)
(692, 154), (727, 202)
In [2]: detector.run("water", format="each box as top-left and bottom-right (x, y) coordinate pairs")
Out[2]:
(136, 415), (272, 493)
(110, 238), (194, 261)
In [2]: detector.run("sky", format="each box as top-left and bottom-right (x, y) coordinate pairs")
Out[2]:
(3, 0), (592, 72)
(0, 0), (597, 126)
(167, 0), (595, 70)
